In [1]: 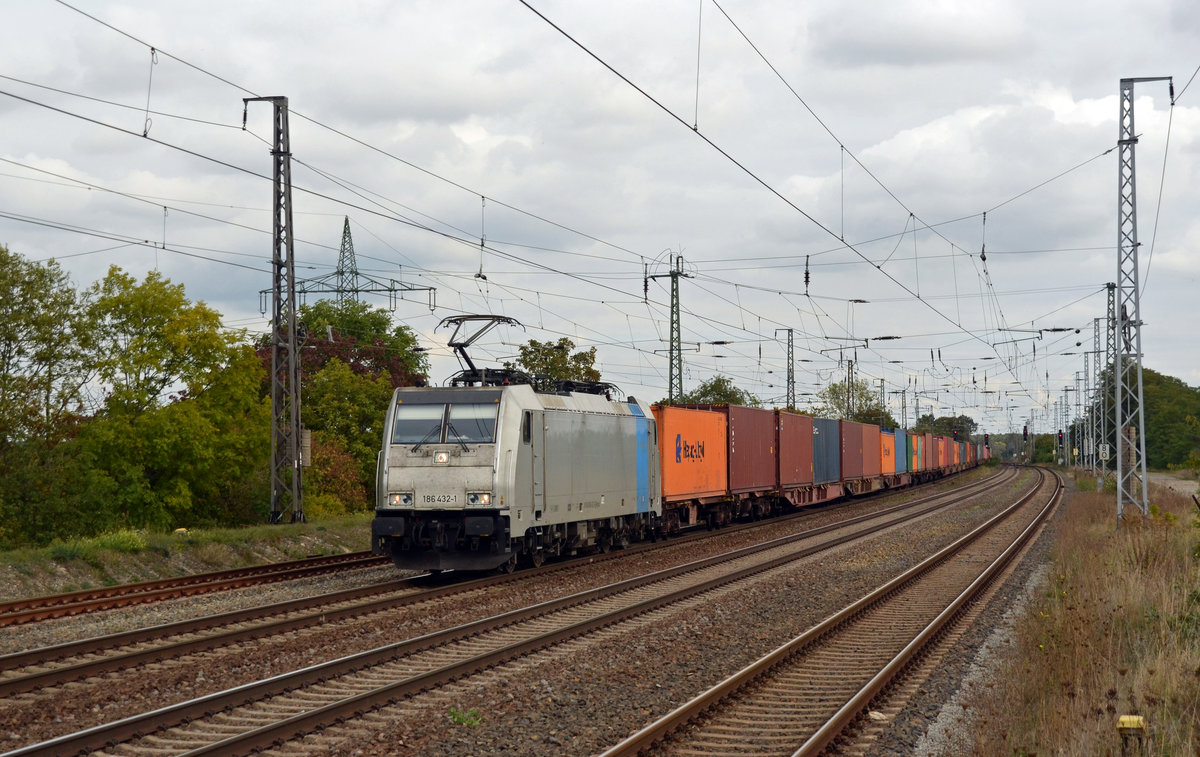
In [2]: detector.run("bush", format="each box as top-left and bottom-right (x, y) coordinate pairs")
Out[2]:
(47, 539), (84, 562)
(302, 492), (351, 521)
(94, 530), (148, 554)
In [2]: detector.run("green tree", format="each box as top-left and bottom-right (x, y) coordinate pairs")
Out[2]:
(506, 337), (600, 382)
(0, 245), (91, 444)
(675, 375), (761, 407)
(912, 413), (978, 438)
(66, 343), (270, 532)
(1140, 368), (1200, 468)
(0, 263), (272, 544)
(294, 299), (429, 386)
(303, 358), (396, 505)
(812, 378), (898, 426)
(86, 267), (238, 414)
(303, 432), (370, 517)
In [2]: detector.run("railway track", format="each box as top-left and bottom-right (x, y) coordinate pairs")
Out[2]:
(0, 469), (1013, 704)
(3, 469), (999, 635)
(7, 468), (1021, 756)
(0, 550), (389, 627)
(602, 467), (1061, 756)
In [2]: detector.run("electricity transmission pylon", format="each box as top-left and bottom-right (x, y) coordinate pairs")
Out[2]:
(1114, 76), (1172, 519)
(259, 216), (436, 311)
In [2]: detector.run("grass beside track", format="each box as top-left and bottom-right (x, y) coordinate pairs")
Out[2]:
(0, 512), (374, 601)
(955, 471), (1200, 755)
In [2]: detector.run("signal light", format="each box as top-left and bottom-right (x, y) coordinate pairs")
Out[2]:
(1023, 425), (1028, 441)
(952, 429), (958, 441)
(1057, 430), (1064, 444)
(984, 433), (990, 447)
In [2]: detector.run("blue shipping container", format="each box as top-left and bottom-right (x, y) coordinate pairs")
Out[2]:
(894, 429), (908, 473)
(812, 417), (841, 485)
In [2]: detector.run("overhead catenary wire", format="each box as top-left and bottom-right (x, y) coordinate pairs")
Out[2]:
(9, 1), (1135, 420)
(516, 0), (1086, 405)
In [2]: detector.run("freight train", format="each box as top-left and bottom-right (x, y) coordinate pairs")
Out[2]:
(370, 382), (988, 573)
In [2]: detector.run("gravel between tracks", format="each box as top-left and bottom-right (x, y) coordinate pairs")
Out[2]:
(304, 470), (1039, 757)
(1, 469), (1036, 755)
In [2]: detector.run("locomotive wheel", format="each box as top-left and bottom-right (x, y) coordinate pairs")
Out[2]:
(530, 550), (545, 568)
(497, 554), (517, 574)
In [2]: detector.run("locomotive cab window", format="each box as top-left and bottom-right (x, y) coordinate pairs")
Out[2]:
(447, 403), (499, 444)
(521, 411), (531, 443)
(391, 403), (446, 445)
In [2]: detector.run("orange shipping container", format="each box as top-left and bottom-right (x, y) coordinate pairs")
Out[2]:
(880, 430), (896, 475)
(652, 405), (728, 502)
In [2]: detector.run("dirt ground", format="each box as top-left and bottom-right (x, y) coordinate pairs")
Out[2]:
(1147, 470), (1198, 498)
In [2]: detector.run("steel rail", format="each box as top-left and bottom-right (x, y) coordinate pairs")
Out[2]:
(3, 468), (993, 631)
(0, 551), (387, 626)
(794, 468), (1063, 756)
(6, 468), (1014, 757)
(600, 466), (1054, 756)
(1, 469), (1011, 698)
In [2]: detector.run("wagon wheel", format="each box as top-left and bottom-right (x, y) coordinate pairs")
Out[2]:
(597, 532), (612, 553)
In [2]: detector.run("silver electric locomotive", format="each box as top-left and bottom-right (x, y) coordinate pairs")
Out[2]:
(371, 384), (661, 572)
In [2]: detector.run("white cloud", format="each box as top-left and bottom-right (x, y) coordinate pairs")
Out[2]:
(0, 0), (1196, 430)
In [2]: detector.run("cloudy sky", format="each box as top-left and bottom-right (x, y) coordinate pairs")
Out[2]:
(2, 0), (1197, 435)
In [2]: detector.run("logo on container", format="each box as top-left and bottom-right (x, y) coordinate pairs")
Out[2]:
(675, 434), (704, 463)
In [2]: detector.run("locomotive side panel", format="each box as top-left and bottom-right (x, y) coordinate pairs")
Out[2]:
(539, 407), (644, 522)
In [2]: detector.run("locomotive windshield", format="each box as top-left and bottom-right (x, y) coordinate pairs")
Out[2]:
(391, 404), (446, 445)
(447, 403), (499, 444)
(391, 402), (498, 446)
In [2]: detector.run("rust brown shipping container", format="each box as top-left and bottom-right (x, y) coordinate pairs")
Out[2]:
(862, 423), (882, 477)
(776, 410), (814, 488)
(728, 405), (777, 494)
(840, 420), (866, 480)
(652, 405), (728, 502)
(682, 404), (777, 495)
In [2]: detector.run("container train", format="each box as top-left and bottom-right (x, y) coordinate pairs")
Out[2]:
(370, 382), (988, 573)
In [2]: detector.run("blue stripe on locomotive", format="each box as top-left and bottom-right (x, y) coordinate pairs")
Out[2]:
(628, 402), (650, 513)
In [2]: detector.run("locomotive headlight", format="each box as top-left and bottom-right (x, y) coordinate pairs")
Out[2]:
(389, 492), (414, 506)
(467, 492), (492, 506)
(434, 451), (450, 464)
